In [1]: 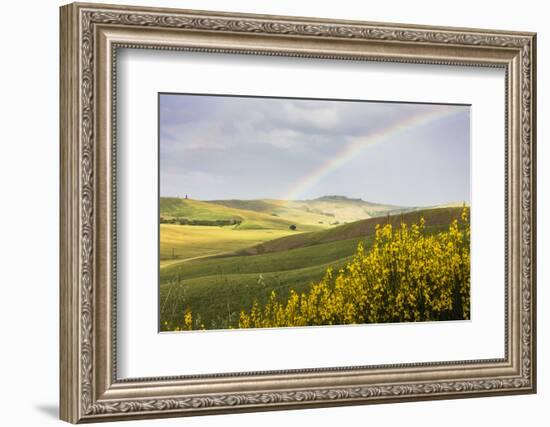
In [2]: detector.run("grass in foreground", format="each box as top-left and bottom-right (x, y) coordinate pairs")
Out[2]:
(160, 237), (365, 329)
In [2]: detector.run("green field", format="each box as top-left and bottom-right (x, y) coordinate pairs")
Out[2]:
(159, 225), (295, 267)
(159, 196), (466, 331)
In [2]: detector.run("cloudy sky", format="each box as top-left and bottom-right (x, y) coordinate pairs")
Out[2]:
(159, 94), (470, 207)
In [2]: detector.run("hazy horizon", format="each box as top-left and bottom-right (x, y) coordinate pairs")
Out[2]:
(159, 194), (470, 210)
(160, 94), (470, 207)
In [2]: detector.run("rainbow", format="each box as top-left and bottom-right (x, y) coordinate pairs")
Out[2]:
(283, 105), (466, 201)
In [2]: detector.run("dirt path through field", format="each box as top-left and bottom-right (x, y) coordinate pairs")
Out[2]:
(160, 252), (229, 269)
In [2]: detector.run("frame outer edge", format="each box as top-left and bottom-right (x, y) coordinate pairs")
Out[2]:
(60, 3), (81, 424)
(529, 33), (537, 393)
(60, 2), (537, 422)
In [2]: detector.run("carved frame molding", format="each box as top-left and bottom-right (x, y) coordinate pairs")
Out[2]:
(60, 2), (536, 423)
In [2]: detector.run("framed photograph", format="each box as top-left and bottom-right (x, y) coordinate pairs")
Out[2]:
(60, 2), (537, 423)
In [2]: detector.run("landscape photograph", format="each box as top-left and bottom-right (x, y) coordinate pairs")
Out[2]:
(159, 93), (471, 332)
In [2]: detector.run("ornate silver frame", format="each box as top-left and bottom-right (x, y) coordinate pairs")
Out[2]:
(60, 2), (537, 423)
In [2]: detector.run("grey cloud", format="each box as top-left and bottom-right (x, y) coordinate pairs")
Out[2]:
(159, 93), (470, 205)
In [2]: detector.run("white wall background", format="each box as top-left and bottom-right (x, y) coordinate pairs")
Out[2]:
(0, 0), (545, 425)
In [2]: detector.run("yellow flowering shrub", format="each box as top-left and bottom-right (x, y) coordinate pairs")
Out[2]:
(162, 309), (205, 332)
(238, 209), (470, 328)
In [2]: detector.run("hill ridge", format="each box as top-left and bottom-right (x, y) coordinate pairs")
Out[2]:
(236, 206), (467, 256)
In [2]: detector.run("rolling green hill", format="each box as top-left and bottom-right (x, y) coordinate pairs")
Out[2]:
(160, 197), (321, 231)
(160, 206), (468, 330)
(208, 198), (336, 227)
(160, 197), (241, 221)
(208, 195), (405, 225)
(236, 206), (466, 256)
(208, 199), (277, 213)
(285, 195), (402, 222)
(161, 235), (365, 284)
(159, 224), (296, 266)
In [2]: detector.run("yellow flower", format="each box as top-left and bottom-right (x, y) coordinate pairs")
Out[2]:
(230, 211), (469, 329)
